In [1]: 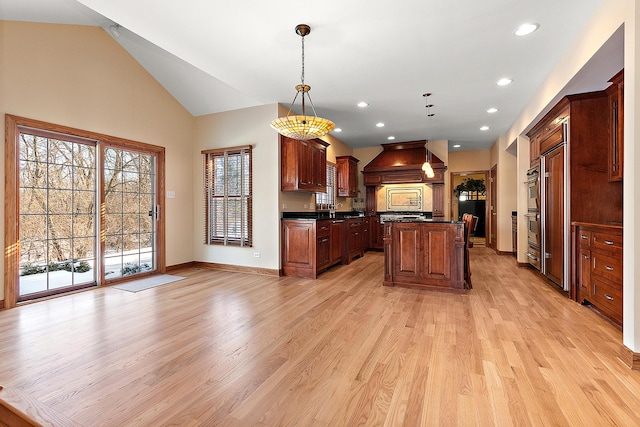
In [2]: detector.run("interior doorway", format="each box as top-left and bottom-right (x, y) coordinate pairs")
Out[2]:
(450, 170), (488, 246)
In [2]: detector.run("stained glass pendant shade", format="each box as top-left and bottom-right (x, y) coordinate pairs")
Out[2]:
(270, 24), (335, 140)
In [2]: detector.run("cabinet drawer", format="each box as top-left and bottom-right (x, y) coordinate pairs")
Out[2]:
(592, 251), (622, 283)
(577, 229), (591, 247)
(592, 232), (622, 253)
(539, 123), (565, 154)
(316, 221), (331, 237)
(591, 277), (622, 325)
(349, 220), (363, 228)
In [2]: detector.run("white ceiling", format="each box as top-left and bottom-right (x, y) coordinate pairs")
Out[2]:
(1, 0), (621, 151)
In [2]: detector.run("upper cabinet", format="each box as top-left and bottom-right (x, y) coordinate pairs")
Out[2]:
(281, 136), (329, 192)
(606, 69), (624, 182)
(530, 133), (541, 167)
(335, 155), (359, 197)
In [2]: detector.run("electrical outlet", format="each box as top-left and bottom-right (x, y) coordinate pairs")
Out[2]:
(253, 252), (261, 258)
(304, 203), (309, 208)
(282, 203), (288, 209)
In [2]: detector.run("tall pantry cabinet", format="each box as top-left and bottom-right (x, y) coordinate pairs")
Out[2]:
(526, 91), (623, 291)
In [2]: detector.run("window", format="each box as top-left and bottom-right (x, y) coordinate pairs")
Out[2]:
(202, 146), (252, 246)
(316, 162), (336, 209)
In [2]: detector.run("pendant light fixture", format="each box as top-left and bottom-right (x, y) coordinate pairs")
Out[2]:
(422, 93), (435, 178)
(270, 24), (335, 140)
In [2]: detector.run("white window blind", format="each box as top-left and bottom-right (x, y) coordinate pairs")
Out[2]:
(202, 146), (252, 246)
(316, 163), (336, 209)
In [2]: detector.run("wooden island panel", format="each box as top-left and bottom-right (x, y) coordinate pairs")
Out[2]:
(383, 221), (465, 291)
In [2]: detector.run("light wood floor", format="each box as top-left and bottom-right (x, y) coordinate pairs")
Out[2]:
(1, 247), (639, 426)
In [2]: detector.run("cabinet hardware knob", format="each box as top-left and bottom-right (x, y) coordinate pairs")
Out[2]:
(604, 294), (614, 301)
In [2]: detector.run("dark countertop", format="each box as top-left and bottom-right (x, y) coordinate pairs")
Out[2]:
(281, 211), (434, 221)
(383, 219), (463, 224)
(281, 211), (365, 220)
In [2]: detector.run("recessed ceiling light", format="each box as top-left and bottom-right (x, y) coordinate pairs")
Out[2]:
(357, 102), (369, 108)
(333, 128), (342, 132)
(453, 144), (461, 148)
(486, 107), (498, 113)
(480, 126), (490, 131)
(376, 122), (385, 127)
(497, 78), (513, 86)
(387, 136), (395, 140)
(515, 23), (539, 36)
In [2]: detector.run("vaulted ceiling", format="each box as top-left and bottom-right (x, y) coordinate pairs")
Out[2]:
(2, 0), (621, 150)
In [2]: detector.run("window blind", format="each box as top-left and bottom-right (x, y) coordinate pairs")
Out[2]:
(316, 162), (336, 209)
(203, 146), (252, 246)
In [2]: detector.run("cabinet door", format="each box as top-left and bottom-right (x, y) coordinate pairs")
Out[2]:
(420, 225), (452, 284)
(298, 140), (313, 188)
(361, 217), (370, 251)
(392, 224), (421, 280)
(311, 142), (327, 191)
(577, 246), (591, 302)
(543, 144), (565, 287)
(317, 236), (330, 270)
(609, 70), (623, 182)
(336, 156), (359, 197)
(330, 221), (343, 264)
(530, 133), (541, 167)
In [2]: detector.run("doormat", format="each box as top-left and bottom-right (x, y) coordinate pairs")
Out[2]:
(112, 275), (185, 292)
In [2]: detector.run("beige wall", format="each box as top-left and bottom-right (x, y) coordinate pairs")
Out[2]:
(0, 21), (196, 301)
(448, 150), (491, 172)
(193, 105), (281, 270)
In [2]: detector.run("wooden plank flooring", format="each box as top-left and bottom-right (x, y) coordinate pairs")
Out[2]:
(1, 247), (639, 426)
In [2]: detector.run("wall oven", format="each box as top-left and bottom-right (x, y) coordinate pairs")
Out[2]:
(525, 165), (541, 270)
(526, 166), (539, 211)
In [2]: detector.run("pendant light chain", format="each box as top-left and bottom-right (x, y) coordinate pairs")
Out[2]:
(300, 34), (305, 87)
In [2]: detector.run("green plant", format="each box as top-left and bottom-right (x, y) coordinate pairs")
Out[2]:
(454, 178), (486, 198)
(20, 262), (45, 276)
(122, 262), (142, 276)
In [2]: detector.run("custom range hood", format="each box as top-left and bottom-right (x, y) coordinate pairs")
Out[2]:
(362, 141), (446, 186)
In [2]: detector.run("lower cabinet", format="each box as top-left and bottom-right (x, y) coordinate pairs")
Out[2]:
(572, 222), (623, 326)
(282, 219), (344, 279)
(369, 215), (384, 250)
(343, 218), (364, 264)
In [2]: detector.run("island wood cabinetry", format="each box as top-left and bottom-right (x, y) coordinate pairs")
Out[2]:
(383, 221), (465, 291)
(281, 136), (328, 192)
(336, 155), (359, 197)
(572, 222), (622, 326)
(282, 219), (343, 279)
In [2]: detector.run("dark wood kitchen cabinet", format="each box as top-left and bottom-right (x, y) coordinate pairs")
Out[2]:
(330, 220), (343, 265)
(282, 219), (341, 279)
(527, 91), (623, 290)
(370, 215), (384, 250)
(343, 217), (364, 264)
(361, 216), (370, 251)
(606, 69), (623, 182)
(572, 222), (623, 326)
(281, 136), (328, 192)
(336, 155), (359, 197)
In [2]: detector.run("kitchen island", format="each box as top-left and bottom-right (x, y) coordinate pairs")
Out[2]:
(383, 219), (466, 292)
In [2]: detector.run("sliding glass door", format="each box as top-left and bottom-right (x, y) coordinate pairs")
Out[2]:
(7, 116), (165, 305)
(103, 147), (157, 280)
(18, 131), (98, 298)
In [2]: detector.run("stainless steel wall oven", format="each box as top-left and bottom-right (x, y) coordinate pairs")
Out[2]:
(525, 165), (541, 270)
